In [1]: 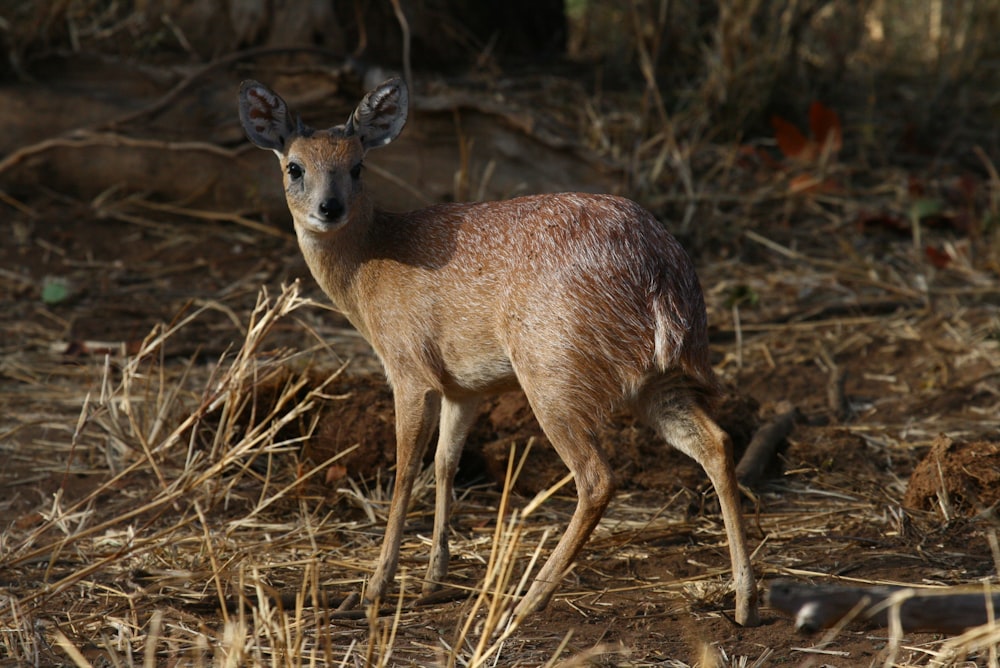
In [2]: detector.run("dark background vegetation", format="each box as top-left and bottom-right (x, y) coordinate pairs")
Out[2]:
(2, 0), (997, 222)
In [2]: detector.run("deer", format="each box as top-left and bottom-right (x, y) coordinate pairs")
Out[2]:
(238, 77), (759, 627)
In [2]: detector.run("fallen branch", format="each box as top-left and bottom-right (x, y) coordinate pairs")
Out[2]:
(767, 579), (1000, 634)
(0, 131), (244, 177)
(735, 407), (798, 485)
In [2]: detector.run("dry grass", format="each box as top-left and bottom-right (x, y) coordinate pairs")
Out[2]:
(4, 249), (1000, 664)
(0, 283), (577, 666)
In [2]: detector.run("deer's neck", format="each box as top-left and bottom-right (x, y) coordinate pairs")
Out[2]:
(294, 205), (379, 336)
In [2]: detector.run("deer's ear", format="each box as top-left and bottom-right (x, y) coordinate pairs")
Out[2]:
(345, 78), (408, 151)
(239, 80), (297, 153)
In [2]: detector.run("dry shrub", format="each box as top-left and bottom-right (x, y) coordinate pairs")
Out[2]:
(568, 0), (999, 137)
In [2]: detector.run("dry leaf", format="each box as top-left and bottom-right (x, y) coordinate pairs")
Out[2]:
(808, 101), (843, 156)
(325, 464), (348, 484)
(924, 245), (952, 269)
(771, 115), (811, 161)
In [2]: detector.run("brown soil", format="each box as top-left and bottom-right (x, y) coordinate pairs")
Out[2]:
(904, 436), (1000, 516)
(5, 207), (999, 666)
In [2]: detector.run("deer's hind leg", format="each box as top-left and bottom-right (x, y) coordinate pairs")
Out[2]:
(634, 377), (760, 626)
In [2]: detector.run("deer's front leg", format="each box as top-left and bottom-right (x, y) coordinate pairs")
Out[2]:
(423, 396), (480, 596)
(366, 386), (441, 604)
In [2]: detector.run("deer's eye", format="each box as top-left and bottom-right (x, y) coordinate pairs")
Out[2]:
(350, 163), (362, 180)
(287, 162), (303, 180)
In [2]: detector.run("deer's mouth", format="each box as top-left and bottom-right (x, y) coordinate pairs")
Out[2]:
(302, 213), (347, 233)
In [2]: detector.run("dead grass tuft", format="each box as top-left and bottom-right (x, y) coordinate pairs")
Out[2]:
(0, 283), (594, 666)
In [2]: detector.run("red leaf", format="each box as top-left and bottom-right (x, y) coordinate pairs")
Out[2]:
(924, 245), (952, 269)
(771, 115), (812, 160)
(855, 210), (909, 234)
(808, 102), (842, 155)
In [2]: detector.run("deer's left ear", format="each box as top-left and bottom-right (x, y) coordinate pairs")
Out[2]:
(345, 78), (408, 151)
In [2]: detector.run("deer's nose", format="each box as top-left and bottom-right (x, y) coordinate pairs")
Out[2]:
(318, 197), (344, 221)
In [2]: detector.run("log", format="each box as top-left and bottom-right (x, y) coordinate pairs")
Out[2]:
(767, 579), (1000, 634)
(735, 407), (798, 485)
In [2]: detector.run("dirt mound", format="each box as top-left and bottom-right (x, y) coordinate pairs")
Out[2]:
(282, 372), (762, 496)
(904, 435), (1000, 516)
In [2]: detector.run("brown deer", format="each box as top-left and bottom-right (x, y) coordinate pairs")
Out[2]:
(238, 77), (759, 626)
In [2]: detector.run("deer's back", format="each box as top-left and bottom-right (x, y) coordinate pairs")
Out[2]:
(351, 192), (715, 402)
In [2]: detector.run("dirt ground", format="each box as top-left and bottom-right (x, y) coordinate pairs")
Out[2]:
(2, 45), (1000, 667)
(4, 186), (1000, 665)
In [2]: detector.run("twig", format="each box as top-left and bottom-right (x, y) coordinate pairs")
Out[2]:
(388, 0), (412, 96)
(127, 197), (292, 238)
(0, 132), (244, 177)
(0, 190), (37, 216)
(743, 229), (925, 301)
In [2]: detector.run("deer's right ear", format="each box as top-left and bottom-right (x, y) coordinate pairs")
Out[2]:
(239, 80), (296, 154)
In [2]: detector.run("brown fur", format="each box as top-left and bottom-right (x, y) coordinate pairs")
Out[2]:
(238, 78), (759, 626)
